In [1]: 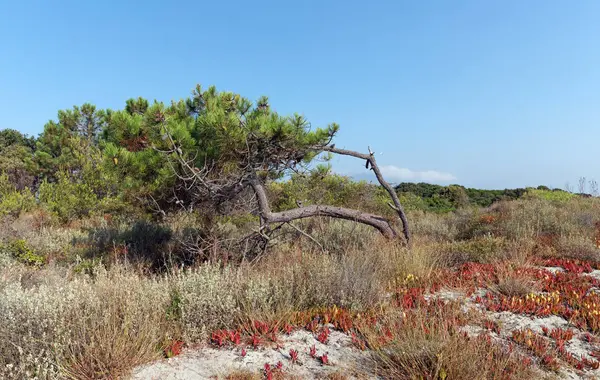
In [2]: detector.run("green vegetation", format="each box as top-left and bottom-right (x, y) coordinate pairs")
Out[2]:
(0, 239), (45, 266)
(395, 182), (572, 212)
(1, 83), (599, 379)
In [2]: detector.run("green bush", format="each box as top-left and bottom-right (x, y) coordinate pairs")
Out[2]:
(38, 172), (100, 223)
(439, 236), (508, 266)
(0, 190), (36, 218)
(0, 173), (36, 217)
(270, 170), (391, 216)
(398, 192), (429, 212)
(395, 182), (531, 210)
(524, 189), (576, 203)
(0, 239), (45, 266)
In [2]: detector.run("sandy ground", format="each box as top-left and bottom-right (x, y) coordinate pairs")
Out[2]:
(131, 328), (375, 379)
(131, 266), (600, 380)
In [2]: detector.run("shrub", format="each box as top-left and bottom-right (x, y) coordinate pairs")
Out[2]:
(492, 198), (599, 241)
(38, 173), (100, 223)
(244, 246), (391, 316)
(0, 173), (36, 218)
(78, 220), (173, 268)
(524, 189), (576, 203)
(292, 218), (379, 254)
(554, 234), (600, 263)
(0, 239), (45, 266)
(0, 190), (36, 218)
(453, 208), (498, 240)
(0, 265), (172, 379)
(370, 304), (533, 380)
(438, 236), (509, 266)
(175, 265), (241, 342)
(61, 267), (172, 379)
(408, 210), (456, 242)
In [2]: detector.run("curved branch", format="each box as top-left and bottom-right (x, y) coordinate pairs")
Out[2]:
(320, 145), (411, 246)
(249, 177), (398, 239)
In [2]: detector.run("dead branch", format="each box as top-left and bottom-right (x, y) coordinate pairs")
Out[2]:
(320, 145), (411, 246)
(160, 122), (411, 252)
(248, 177), (398, 239)
(286, 221), (326, 252)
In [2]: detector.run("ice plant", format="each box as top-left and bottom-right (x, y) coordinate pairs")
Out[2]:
(306, 318), (319, 333)
(229, 330), (241, 345)
(264, 363), (272, 380)
(289, 349), (299, 364)
(309, 345), (317, 358)
(164, 340), (184, 358)
(484, 319), (501, 335)
(317, 327), (330, 344)
(283, 323), (293, 334)
(251, 334), (262, 348)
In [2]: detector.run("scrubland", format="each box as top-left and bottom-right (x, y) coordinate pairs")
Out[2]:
(2, 191), (600, 379)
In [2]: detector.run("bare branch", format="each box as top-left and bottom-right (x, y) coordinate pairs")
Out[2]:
(320, 145), (411, 246)
(286, 222), (325, 253)
(248, 177), (398, 239)
(158, 121), (411, 252)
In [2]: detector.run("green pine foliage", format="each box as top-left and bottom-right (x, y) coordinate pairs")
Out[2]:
(0, 129), (38, 190)
(38, 172), (100, 222)
(35, 104), (106, 182)
(0, 83), (588, 233)
(0, 173), (36, 217)
(101, 84), (338, 205)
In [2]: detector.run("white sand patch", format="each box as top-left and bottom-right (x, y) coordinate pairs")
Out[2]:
(130, 328), (375, 379)
(539, 266), (565, 274)
(489, 313), (571, 338)
(585, 270), (600, 281)
(132, 273), (600, 380)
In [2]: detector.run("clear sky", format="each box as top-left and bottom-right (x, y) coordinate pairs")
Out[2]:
(1, 1), (599, 189)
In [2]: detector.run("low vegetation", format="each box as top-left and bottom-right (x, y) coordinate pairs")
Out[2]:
(2, 84), (600, 379)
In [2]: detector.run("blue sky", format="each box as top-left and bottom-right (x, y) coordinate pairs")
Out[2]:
(1, 1), (599, 189)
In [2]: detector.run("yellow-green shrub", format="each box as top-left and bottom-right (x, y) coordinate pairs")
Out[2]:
(0, 173), (35, 217)
(38, 173), (99, 223)
(0, 239), (45, 266)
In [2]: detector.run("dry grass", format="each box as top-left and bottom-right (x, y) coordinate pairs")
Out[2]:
(178, 242), (401, 340)
(368, 304), (533, 380)
(222, 369), (306, 380)
(0, 265), (172, 379)
(223, 370), (262, 380)
(555, 234), (600, 262)
(321, 371), (351, 380)
(60, 267), (173, 379)
(493, 275), (536, 298)
(2, 195), (600, 378)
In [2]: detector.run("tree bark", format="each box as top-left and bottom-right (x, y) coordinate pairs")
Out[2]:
(248, 177), (398, 239)
(320, 145), (411, 246)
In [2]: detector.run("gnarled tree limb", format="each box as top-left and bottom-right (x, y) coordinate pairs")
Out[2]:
(161, 120), (411, 248)
(248, 177), (398, 239)
(319, 145), (411, 246)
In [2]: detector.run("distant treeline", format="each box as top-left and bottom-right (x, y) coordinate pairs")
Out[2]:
(395, 182), (569, 212)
